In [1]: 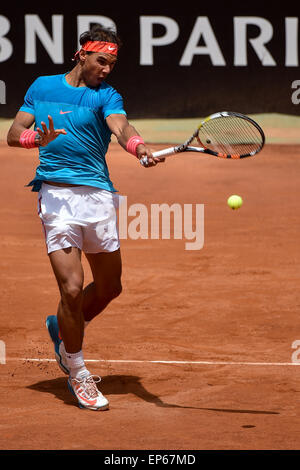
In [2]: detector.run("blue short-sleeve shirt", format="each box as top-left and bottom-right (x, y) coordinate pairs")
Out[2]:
(20, 73), (127, 192)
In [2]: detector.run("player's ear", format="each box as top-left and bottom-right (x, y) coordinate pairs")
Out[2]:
(79, 49), (87, 63)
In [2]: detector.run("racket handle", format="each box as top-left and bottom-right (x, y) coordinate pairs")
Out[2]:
(152, 147), (177, 159)
(139, 146), (177, 166)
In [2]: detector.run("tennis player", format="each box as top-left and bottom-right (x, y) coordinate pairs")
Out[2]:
(7, 24), (163, 411)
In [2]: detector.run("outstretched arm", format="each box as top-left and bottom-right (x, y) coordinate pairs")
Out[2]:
(7, 112), (66, 148)
(106, 113), (164, 167)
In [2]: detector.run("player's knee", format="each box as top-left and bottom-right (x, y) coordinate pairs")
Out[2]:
(60, 279), (83, 307)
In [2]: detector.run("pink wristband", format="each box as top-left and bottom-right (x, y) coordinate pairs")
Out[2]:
(126, 136), (145, 156)
(19, 129), (39, 149)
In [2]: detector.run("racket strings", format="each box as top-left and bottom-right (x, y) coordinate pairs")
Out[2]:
(197, 116), (263, 157)
(203, 117), (261, 155)
(207, 117), (260, 151)
(205, 118), (260, 155)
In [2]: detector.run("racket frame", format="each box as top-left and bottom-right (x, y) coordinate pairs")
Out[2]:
(140, 111), (265, 165)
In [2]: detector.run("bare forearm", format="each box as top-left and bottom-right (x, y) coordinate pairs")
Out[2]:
(106, 114), (160, 167)
(7, 111), (36, 147)
(7, 122), (28, 147)
(115, 123), (141, 150)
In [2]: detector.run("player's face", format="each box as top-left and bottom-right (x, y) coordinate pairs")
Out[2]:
(81, 52), (117, 87)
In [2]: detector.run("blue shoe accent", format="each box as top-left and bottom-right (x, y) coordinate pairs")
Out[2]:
(46, 315), (69, 375)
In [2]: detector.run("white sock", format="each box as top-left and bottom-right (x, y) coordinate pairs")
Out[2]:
(65, 350), (89, 379)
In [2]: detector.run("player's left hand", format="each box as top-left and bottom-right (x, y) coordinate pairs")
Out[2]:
(136, 144), (165, 167)
(36, 115), (67, 147)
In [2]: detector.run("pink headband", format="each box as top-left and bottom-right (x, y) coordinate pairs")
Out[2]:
(73, 41), (118, 60)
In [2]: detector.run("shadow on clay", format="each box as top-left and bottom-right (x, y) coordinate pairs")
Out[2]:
(27, 374), (200, 409)
(27, 374), (280, 415)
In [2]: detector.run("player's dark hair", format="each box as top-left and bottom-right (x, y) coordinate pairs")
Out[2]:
(79, 24), (122, 49)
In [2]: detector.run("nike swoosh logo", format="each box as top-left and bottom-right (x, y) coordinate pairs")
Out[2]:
(108, 46), (116, 51)
(60, 110), (72, 114)
(73, 385), (97, 405)
(77, 393), (97, 406)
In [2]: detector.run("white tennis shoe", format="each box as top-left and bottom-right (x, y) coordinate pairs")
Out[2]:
(68, 374), (109, 411)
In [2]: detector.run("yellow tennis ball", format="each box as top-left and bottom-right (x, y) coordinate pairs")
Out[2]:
(227, 195), (243, 210)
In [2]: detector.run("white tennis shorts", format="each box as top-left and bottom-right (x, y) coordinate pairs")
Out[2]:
(37, 183), (120, 254)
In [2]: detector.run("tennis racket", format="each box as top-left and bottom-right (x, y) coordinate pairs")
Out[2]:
(140, 111), (265, 166)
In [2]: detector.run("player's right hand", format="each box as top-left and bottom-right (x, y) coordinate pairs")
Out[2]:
(136, 144), (165, 167)
(36, 115), (67, 147)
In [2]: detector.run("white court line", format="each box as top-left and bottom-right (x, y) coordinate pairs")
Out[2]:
(11, 358), (300, 366)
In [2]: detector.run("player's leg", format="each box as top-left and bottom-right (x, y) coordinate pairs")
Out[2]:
(49, 246), (85, 354)
(83, 248), (122, 322)
(78, 187), (121, 321)
(39, 185), (109, 409)
(48, 246), (109, 410)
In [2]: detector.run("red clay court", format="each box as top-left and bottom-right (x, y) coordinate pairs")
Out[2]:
(0, 127), (300, 449)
